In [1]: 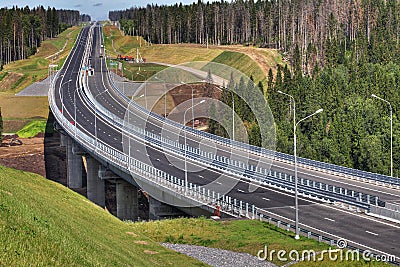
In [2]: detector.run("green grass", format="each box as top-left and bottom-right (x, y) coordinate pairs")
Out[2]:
(115, 62), (168, 81)
(0, 72), (7, 82)
(16, 120), (50, 138)
(0, 165), (206, 266)
(130, 218), (387, 266)
(0, 26), (81, 93)
(211, 51), (266, 84)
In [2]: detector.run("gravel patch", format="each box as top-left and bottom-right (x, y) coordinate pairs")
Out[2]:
(161, 243), (276, 267)
(16, 76), (51, 96)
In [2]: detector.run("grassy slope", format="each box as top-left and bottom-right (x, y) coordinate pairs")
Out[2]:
(1, 26), (80, 93)
(131, 218), (385, 266)
(0, 26), (81, 132)
(16, 120), (50, 138)
(0, 165), (206, 267)
(102, 25), (282, 86)
(211, 50), (266, 83)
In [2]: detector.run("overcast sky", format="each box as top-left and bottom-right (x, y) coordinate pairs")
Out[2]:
(2, 0), (195, 21)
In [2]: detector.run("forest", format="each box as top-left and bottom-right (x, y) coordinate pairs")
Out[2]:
(110, 0), (400, 177)
(109, 0), (400, 72)
(0, 6), (90, 69)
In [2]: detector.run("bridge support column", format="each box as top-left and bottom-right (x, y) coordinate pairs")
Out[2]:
(149, 196), (185, 220)
(60, 133), (67, 147)
(86, 156), (105, 207)
(67, 137), (83, 188)
(116, 180), (138, 221)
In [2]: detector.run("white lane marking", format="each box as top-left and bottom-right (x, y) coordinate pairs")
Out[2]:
(262, 197), (270, 201)
(365, 230), (379, 236)
(198, 175), (204, 178)
(319, 203), (400, 229)
(289, 206), (296, 209)
(324, 217), (335, 222)
(215, 181), (222, 185)
(256, 207), (393, 259)
(237, 189), (245, 193)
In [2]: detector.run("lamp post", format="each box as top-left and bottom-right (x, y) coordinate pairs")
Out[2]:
(372, 94), (393, 177)
(217, 85), (235, 141)
(155, 76), (167, 118)
(60, 79), (72, 115)
(278, 90), (323, 240)
(136, 72), (147, 109)
(181, 82), (195, 128)
(183, 99), (205, 194)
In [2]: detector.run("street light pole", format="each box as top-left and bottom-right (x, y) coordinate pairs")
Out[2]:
(183, 99), (205, 194)
(181, 82), (195, 128)
(372, 94), (393, 177)
(136, 72), (147, 109)
(278, 90), (323, 240)
(217, 85), (235, 141)
(155, 76), (167, 118)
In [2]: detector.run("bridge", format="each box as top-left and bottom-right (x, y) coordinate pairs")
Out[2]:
(49, 24), (400, 263)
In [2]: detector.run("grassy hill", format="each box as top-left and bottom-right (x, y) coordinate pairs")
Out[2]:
(0, 26), (81, 133)
(102, 25), (284, 86)
(0, 165), (205, 266)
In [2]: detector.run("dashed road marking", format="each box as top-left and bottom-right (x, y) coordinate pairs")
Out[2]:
(365, 230), (379, 236)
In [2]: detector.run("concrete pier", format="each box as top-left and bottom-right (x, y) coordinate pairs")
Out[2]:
(116, 180), (139, 221)
(60, 133), (67, 147)
(67, 137), (83, 188)
(149, 196), (185, 220)
(86, 156), (105, 207)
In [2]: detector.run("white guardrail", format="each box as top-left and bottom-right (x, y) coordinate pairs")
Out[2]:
(49, 25), (400, 264)
(78, 27), (385, 211)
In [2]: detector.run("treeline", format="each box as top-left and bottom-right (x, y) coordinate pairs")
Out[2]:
(0, 6), (90, 68)
(267, 60), (400, 177)
(110, 0), (400, 71)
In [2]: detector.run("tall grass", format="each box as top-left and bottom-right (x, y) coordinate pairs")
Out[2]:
(0, 165), (206, 266)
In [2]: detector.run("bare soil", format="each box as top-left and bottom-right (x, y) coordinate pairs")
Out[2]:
(0, 135), (46, 176)
(0, 72), (23, 91)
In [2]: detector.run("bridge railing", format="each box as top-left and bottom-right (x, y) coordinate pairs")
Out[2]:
(103, 58), (400, 188)
(49, 27), (399, 264)
(80, 68), (384, 211)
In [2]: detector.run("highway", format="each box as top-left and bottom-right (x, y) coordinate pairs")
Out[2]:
(53, 24), (400, 261)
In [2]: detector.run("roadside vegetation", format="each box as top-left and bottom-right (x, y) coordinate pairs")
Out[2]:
(130, 217), (384, 266)
(0, 26), (80, 94)
(16, 120), (50, 138)
(0, 165), (205, 266)
(102, 25), (282, 86)
(0, 26), (80, 133)
(0, 164), (385, 266)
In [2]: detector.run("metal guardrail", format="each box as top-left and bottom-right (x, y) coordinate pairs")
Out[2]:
(74, 27), (386, 211)
(82, 74), (383, 211)
(49, 25), (399, 265)
(103, 57), (400, 188)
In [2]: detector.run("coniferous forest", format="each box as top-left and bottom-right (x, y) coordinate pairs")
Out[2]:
(110, 1), (397, 177)
(0, 6), (90, 69)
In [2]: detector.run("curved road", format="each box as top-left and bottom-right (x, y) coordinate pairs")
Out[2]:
(54, 24), (400, 261)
